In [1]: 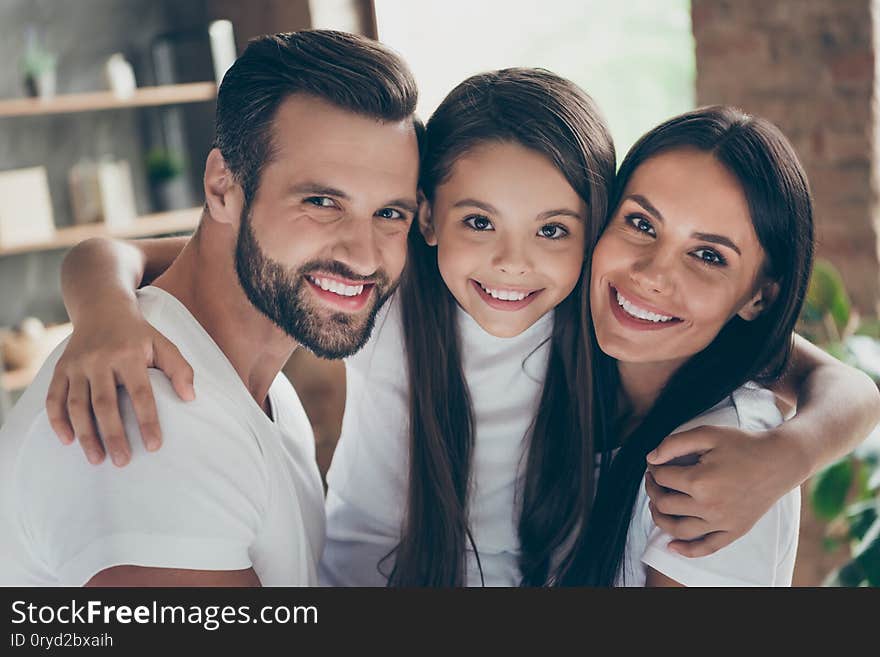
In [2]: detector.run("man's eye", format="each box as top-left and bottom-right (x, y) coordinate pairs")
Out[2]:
(693, 248), (726, 266)
(305, 196), (336, 208)
(376, 208), (404, 220)
(626, 214), (655, 236)
(538, 224), (568, 240)
(464, 215), (494, 231)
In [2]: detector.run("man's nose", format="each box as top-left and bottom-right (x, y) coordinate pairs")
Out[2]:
(331, 214), (381, 277)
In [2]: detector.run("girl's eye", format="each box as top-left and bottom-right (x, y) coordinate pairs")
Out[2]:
(538, 224), (569, 240)
(626, 214), (656, 237)
(376, 207), (404, 221)
(692, 248), (727, 266)
(464, 215), (494, 231)
(305, 196), (336, 208)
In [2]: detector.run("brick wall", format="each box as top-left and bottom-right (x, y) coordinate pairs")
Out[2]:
(692, 0), (880, 314)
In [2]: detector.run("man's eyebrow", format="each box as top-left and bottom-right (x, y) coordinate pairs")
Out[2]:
(288, 182), (350, 199)
(626, 194), (665, 222)
(452, 198), (499, 215)
(536, 208), (584, 222)
(692, 232), (742, 255)
(288, 184), (417, 215)
(384, 198), (419, 214)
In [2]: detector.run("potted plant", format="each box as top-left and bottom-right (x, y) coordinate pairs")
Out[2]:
(20, 27), (57, 99)
(798, 259), (880, 586)
(146, 148), (190, 211)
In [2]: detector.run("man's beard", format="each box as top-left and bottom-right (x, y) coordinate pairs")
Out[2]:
(234, 207), (396, 359)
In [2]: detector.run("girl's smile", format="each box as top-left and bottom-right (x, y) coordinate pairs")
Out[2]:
(421, 140), (587, 338)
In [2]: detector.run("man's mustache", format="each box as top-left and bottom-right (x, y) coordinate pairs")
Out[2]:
(299, 260), (391, 288)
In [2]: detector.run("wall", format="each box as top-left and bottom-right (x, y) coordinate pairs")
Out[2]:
(692, 0), (880, 315)
(0, 0), (215, 327)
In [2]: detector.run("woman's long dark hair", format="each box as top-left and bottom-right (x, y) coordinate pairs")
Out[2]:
(557, 106), (815, 586)
(387, 69), (616, 586)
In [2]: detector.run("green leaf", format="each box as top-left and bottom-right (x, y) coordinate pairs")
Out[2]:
(810, 458), (853, 520)
(853, 519), (880, 585)
(805, 260), (851, 335)
(822, 536), (841, 553)
(846, 501), (878, 541)
(855, 319), (880, 339)
(823, 560), (865, 587)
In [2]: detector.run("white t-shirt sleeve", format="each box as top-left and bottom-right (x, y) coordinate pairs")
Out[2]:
(637, 385), (801, 587)
(14, 371), (267, 586)
(321, 298), (409, 586)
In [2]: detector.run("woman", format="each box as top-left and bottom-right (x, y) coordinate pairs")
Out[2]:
(564, 106), (812, 585)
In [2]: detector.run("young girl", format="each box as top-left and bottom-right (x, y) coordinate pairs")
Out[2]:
(48, 72), (878, 586)
(567, 106), (812, 585)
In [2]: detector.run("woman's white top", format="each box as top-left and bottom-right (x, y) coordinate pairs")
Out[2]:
(321, 292), (800, 587)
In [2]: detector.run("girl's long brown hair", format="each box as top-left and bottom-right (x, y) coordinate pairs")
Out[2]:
(387, 69), (615, 586)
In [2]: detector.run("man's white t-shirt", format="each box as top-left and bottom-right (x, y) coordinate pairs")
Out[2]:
(322, 293), (800, 587)
(0, 286), (325, 586)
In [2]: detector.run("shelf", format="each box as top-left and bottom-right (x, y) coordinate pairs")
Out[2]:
(0, 82), (216, 118)
(2, 323), (73, 392)
(0, 206), (200, 257)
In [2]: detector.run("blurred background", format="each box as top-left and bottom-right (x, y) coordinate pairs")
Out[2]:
(0, 0), (877, 586)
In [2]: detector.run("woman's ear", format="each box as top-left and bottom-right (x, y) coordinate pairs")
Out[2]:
(737, 279), (781, 321)
(204, 148), (244, 227)
(417, 192), (437, 246)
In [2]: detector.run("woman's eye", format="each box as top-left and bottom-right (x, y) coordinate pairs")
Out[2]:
(626, 214), (655, 236)
(692, 248), (726, 266)
(464, 215), (494, 231)
(376, 207), (404, 220)
(538, 224), (568, 240)
(305, 196), (336, 208)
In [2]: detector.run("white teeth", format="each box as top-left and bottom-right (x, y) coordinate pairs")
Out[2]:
(615, 290), (675, 323)
(309, 276), (364, 297)
(479, 282), (529, 301)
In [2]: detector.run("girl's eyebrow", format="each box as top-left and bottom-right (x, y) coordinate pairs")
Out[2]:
(536, 208), (583, 222)
(452, 198), (498, 214)
(452, 198), (583, 222)
(626, 194), (742, 255)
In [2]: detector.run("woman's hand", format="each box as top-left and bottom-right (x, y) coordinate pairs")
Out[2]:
(46, 310), (195, 467)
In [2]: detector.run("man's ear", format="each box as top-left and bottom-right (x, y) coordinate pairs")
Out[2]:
(416, 192), (437, 246)
(204, 148), (243, 226)
(737, 279), (780, 321)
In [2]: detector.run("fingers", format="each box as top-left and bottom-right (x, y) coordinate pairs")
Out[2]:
(89, 370), (131, 467)
(666, 532), (733, 558)
(116, 367), (161, 452)
(647, 427), (716, 465)
(67, 376), (105, 465)
(648, 502), (712, 541)
(647, 463), (698, 496)
(645, 472), (698, 517)
(153, 334), (195, 402)
(46, 373), (74, 444)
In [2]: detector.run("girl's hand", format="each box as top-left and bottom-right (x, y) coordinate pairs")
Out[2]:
(643, 425), (796, 557)
(46, 312), (195, 467)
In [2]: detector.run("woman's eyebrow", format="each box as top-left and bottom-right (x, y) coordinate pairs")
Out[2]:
(626, 194), (664, 222)
(691, 232), (742, 255)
